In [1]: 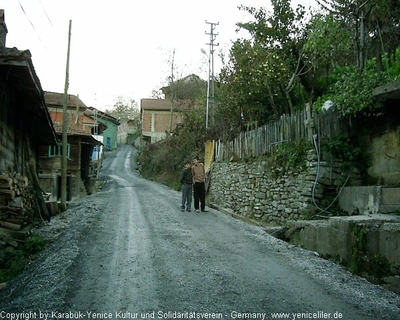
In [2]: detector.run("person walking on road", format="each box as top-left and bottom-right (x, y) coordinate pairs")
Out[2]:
(180, 161), (193, 212)
(192, 156), (208, 212)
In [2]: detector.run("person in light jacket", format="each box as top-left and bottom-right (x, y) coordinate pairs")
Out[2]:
(192, 156), (208, 212)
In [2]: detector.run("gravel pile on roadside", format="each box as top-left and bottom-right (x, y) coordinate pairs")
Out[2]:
(0, 192), (108, 312)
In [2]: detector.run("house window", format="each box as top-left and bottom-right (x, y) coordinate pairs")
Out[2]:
(48, 143), (70, 158)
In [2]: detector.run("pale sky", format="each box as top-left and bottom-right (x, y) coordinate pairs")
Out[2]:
(2, 0), (316, 110)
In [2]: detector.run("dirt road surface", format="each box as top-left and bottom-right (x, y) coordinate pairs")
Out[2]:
(1, 145), (399, 320)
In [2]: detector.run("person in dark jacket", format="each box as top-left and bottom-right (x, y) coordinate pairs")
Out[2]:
(180, 160), (193, 212)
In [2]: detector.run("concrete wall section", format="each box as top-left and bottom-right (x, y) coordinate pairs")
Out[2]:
(286, 215), (400, 293)
(338, 186), (381, 215)
(338, 186), (400, 215)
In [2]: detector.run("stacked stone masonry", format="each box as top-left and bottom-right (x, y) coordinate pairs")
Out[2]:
(208, 150), (360, 225)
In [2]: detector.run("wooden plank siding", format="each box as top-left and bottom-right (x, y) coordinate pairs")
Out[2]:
(38, 136), (84, 201)
(215, 108), (347, 161)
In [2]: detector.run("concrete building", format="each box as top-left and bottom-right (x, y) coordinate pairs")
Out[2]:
(140, 99), (185, 143)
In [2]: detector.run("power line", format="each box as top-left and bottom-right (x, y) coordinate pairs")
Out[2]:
(38, 0), (55, 28)
(18, 0), (47, 49)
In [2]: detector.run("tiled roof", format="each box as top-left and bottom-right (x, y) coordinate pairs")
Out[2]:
(44, 91), (88, 109)
(52, 123), (101, 145)
(140, 99), (172, 111)
(53, 123), (90, 136)
(140, 98), (194, 112)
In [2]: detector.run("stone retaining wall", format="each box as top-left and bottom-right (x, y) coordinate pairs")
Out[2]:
(208, 150), (360, 225)
(207, 152), (400, 294)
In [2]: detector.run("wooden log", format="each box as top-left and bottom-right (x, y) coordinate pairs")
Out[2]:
(0, 174), (11, 181)
(5, 218), (25, 225)
(0, 179), (12, 189)
(0, 221), (21, 231)
(0, 189), (15, 199)
(0, 205), (23, 213)
(7, 213), (26, 220)
(8, 196), (23, 208)
(0, 212), (7, 219)
(16, 175), (29, 187)
(0, 195), (7, 206)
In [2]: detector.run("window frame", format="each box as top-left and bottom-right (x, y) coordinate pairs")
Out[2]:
(48, 143), (71, 158)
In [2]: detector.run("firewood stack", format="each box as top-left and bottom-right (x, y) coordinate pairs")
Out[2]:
(0, 173), (37, 231)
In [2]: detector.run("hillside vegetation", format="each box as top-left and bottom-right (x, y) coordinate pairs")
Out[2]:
(138, 0), (400, 188)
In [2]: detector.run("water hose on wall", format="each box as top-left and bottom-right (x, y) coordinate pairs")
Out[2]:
(311, 104), (350, 218)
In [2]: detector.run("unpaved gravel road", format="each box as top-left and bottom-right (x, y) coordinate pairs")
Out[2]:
(1, 144), (400, 320)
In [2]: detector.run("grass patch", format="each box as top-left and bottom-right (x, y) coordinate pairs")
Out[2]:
(0, 235), (46, 283)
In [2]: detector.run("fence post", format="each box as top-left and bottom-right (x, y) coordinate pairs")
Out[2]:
(305, 103), (315, 143)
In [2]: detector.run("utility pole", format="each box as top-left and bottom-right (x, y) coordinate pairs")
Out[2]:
(61, 20), (72, 211)
(94, 107), (100, 178)
(205, 21), (219, 129)
(168, 49), (175, 134)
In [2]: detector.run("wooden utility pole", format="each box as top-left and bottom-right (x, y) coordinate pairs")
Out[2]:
(168, 49), (175, 134)
(205, 21), (219, 129)
(61, 20), (72, 211)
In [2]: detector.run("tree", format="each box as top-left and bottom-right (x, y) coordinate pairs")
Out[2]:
(217, 0), (312, 132)
(316, 0), (400, 73)
(161, 74), (206, 104)
(105, 96), (139, 122)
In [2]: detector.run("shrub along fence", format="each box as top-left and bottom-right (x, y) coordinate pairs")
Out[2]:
(214, 104), (348, 161)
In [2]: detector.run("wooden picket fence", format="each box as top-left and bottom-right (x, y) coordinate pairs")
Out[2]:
(214, 105), (347, 161)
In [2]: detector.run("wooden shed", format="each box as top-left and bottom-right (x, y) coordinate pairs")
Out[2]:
(0, 17), (58, 229)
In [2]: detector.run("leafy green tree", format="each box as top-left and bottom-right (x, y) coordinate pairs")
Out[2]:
(302, 13), (353, 95)
(238, 0), (311, 103)
(105, 96), (139, 122)
(218, 40), (277, 132)
(161, 74), (206, 104)
(316, 0), (400, 73)
(310, 0), (400, 116)
(217, 0), (312, 132)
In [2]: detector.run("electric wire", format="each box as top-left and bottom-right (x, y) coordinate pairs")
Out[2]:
(18, 0), (47, 48)
(38, 0), (55, 28)
(18, 0), (58, 50)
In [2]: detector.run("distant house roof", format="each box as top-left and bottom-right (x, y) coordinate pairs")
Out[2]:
(141, 98), (172, 111)
(0, 47), (57, 144)
(52, 123), (102, 146)
(44, 91), (88, 110)
(141, 98), (195, 112)
(86, 107), (120, 125)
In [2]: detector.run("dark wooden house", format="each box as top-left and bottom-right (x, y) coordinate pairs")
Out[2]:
(0, 10), (58, 229)
(38, 92), (102, 202)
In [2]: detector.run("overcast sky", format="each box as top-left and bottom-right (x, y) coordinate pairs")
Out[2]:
(3, 0), (315, 110)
